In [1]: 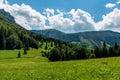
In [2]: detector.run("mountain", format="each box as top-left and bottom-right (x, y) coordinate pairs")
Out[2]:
(0, 9), (56, 50)
(0, 9), (15, 23)
(32, 29), (120, 47)
(32, 29), (66, 39)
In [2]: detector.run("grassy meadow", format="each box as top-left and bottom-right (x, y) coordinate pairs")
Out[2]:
(0, 49), (120, 80)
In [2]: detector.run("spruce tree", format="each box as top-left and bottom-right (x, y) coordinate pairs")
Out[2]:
(101, 42), (108, 57)
(45, 42), (48, 50)
(17, 51), (21, 58)
(23, 48), (27, 55)
(0, 27), (6, 50)
(114, 42), (119, 50)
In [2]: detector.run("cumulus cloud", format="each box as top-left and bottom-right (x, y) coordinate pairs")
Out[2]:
(45, 9), (74, 32)
(96, 8), (120, 32)
(0, 0), (47, 30)
(117, 0), (120, 4)
(44, 8), (96, 33)
(68, 9), (95, 32)
(105, 3), (116, 9)
(0, 0), (96, 33)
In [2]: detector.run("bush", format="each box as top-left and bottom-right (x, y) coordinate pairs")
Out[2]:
(23, 48), (27, 55)
(17, 51), (21, 58)
(48, 48), (61, 61)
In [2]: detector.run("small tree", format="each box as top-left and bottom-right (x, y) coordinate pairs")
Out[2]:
(45, 43), (48, 50)
(17, 51), (21, 58)
(114, 42), (119, 50)
(102, 42), (108, 57)
(94, 46), (101, 58)
(109, 47), (114, 57)
(0, 27), (6, 50)
(24, 48), (27, 55)
(48, 48), (61, 61)
(51, 42), (53, 47)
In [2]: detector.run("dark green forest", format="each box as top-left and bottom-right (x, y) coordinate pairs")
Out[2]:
(42, 42), (120, 61)
(0, 12), (66, 50)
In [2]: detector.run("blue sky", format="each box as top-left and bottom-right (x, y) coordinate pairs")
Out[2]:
(1, 0), (120, 33)
(8, 0), (117, 22)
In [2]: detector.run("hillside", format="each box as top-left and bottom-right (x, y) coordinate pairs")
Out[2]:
(32, 29), (67, 40)
(0, 9), (57, 50)
(0, 9), (15, 23)
(32, 29), (120, 47)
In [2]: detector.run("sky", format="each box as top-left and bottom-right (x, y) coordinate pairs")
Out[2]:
(0, 0), (120, 33)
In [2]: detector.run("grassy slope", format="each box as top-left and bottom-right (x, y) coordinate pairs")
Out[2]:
(0, 49), (120, 80)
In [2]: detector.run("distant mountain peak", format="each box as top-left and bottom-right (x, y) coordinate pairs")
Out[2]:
(0, 9), (15, 23)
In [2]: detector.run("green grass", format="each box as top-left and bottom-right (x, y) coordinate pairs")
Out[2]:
(0, 49), (120, 80)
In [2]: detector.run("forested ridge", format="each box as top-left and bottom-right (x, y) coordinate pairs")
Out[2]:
(32, 29), (120, 47)
(0, 10), (66, 50)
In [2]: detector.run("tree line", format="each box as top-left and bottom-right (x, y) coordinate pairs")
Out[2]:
(42, 42), (120, 61)
(0, 26), (64, 50)
(94, 42), (120, 58)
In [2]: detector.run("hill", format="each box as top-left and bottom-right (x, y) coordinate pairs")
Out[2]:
(32, 29), (67, 40)
(0, 9), (58, 50)
(32, 29), (120, 47)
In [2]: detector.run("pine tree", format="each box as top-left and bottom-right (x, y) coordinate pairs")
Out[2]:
(114, 42), (119, 50)
(17, 51), (21, 58)
(51, 42), (53, 47)
(94, 46), (101, 58)
(45, 42), (48, 50)
(109, 47), (114, 57)
(0, 27), (6, 50)
(23, 48), (27, 55)
(102, 42), (108, 57)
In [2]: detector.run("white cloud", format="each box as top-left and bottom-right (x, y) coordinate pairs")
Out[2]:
(0, 0), (96, 32)
(45, 9), (74, 33)
(105, 3), (116, 8)
(0, 0), (47, 30)
(68, 9), (96, 32)
(96, 8), (120, 32)
(43, 9), (96, 33)
(117, 0), (120, 4)
(45, 8), (54, 16)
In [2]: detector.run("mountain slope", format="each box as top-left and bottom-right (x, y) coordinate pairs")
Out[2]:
(32, 29), (67, 40)
(32, 29), (120, 47)
(0, 9), (55, 50)
(0, 9), (15, 23)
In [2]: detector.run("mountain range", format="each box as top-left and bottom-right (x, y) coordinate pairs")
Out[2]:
(0, 9), (120, 49)
(32, 29), (120, 47)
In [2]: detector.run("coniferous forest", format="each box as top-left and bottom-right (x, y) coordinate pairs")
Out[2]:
(42, 41), (120, 61)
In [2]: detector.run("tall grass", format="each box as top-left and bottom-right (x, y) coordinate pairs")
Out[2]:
(0, 49), (120, 80)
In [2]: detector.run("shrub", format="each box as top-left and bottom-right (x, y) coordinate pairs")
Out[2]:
(48, 48), (61, 61)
